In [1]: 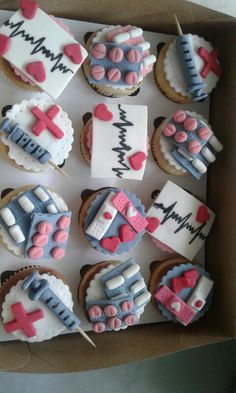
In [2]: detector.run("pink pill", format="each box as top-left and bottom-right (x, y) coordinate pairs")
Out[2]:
(184, 117), (197, 131)
(93, 322), (105, 333)
(53, 230), (68, 244)
(91, 65), (105, 81)
(51, 247), (65, 260)
(108, 47), (123, 63)
(121, 300), (134, 312)
(37, 221), (53, 235)
(107, 68), (121, 82)
(107, 317), (122, 330)
(124, 71), (138, 85)
(126, 48), (141, 63)
(32, 233), (49, 247)
(57, 215), (71, 230)
(163, 123), (176, 137)
(172, 110), (186, 123)
(175, 131), (187, 143)
(28, 246), (44, 259)
(188, 140), (202, 154)
(103, 305), (117, 317)
(88, 305), (102, 319)
(91, 43), (106, 59)
(198, 127), (211, 141)
(124, 314), (138, 326)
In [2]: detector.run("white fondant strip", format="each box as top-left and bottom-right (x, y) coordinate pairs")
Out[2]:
(122, 264), (140, 279)
(85, 191), (118, 241)
(0, 207), (16, 226)
(208, 135), (223, 152)
(201, 147), (216, 163)
(18, 196), (35, 213)
(130, 279), (145, 294)
(138, 42), (150, 51)
(113, 32), (129, 44)
(106, 275), (124, 290)
(178, 148), (193, 161)
(129, 28), (143, 38)
(142, 54), (156, 67)
(187, 275), (213, 312)
(134, 292), (151, 307)
(46, 203), (58, 213)
(9, 225), (25, 243)
(34, 187), (50, 202)
(192, 158), (207, 174)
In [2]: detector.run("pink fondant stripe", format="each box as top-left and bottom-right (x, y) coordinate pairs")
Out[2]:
(112, 191), (147, 233)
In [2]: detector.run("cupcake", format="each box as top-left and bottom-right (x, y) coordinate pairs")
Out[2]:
(0, 1), (87, 98)
(80, 103), (148, 180)
(0, 98), (74, 174)
(0, 267), (85, 342)
(82, 25), (156, 97)
(79, 187), (148, 254)
(78, 258), (151, 333)
(151, 110), (223, 178)
(145, 180), (215, 260)
(154, 27), (222, 103)
(0, 185), (71, 260)
(149, 257), (214, 326)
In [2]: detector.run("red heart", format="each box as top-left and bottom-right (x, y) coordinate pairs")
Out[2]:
(183, 269), (199, 287)
(26, 61), (46, 83)
(20, 0), (39, 19)
(0, 34), (11, 55)
(64, 43), (82, 64)
(100, 236), (120, 252)
(128, 151), (147, 171)
(145, 217), (160, 233)
(119, 224), (136, 243)
(103, 212), (112, 220)
(171, 277), (189, 294)
(196, 205), (210, 223)
(94, 104), (113, 121)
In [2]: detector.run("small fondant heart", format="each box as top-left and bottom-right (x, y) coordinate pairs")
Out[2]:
(0, 34), (11, 55)
(64, 43), (82, 64)
(103, 212), (112, 220)
(145, 217), (160, 233)
(128, 151), (146, 171)
(100, 236), (120, 253)
(94, 103), (113, 121)
(183, 269), (199, 287)
(171, 301), (181, 312)
(126, 205), (137, 218)
(20, 0), (39, 19)
(196, 205), (210, 223)
(119, 224), (136, 243)
(26, 61), (46, 83)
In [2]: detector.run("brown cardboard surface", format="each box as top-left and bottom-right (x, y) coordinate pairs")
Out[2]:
(0, 0), (235, 372)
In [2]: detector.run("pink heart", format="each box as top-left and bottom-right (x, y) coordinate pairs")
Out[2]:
(145, 217), (160, 233)
(196, 205), (210, 223)
(64, 43), (82, 64)
(183, 269), (199, 287)
(128, 151), (146, 171)
(94, 103), (113, 121)
(119, 224), (136, 243)
(100, 236), (120, 253)
(26, 61), (46, 83)
(20, 0), (39, 19)
(0, 34), (11, 55)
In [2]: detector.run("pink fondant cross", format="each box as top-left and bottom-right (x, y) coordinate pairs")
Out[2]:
(3, 302), (44, 338)
(198, 47), (223, 79)
(31, 105), (64, 139)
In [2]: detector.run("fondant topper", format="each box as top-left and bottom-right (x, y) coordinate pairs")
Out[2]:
(0, 5), (87, 98)
(146, 181), (215, 260)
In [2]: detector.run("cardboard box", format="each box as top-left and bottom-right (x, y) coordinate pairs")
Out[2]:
(0, 0), (235, 373)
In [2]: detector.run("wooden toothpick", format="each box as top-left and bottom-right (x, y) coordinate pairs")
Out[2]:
(77, 326), (96, 348)
(174, 14), (183, 36)
(49, 160), (71, 180)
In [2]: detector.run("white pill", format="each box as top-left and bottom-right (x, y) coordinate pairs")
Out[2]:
(34, 187), (49, 202)
(130, 280), (145, 294)
(142, 55), (156, 67)
(106, 275), (124, 290)
(208, 135), (223, 152)
(192, 158), (207, 174)
(129, 28), (143, 38)
(18, 196), (34, 213)
(9, 225), (25, 243)
(112, 32), (129, 44)
(138, 42), (150, 51)
(134, 292), (151, 307)
(0, 207), (15, 226)
(122, 264), (140, 279)
(47, 203), (58, 213)
(201, 147), (216, 163)
(177, 148), (193, 161)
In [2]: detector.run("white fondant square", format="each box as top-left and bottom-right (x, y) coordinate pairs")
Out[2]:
(146, 181), (215, 260)
(91, 104), (148, 180)
(0, 9), (87, 98)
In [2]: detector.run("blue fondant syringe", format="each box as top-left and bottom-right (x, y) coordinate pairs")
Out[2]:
(174, 15), (207, 102)
(21, 270), (96, 347)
